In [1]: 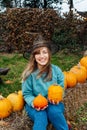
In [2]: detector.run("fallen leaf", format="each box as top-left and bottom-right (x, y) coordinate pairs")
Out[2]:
(5, 80), (13, 84)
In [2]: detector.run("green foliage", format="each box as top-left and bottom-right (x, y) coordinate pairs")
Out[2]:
(1, 0), (13, 8)
(52, 15), (83, 51)
(1, 0), (62, 8)
(52, 29), (78, 49)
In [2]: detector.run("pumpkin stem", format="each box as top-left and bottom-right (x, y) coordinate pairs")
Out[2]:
(0, 95), (4, 100)
(83, 50), (87, 56)
(15, 91), (18, 94)
(77, 63), (81, 69)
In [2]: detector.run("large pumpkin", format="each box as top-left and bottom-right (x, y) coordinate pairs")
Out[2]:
(48, 84), (63, 103)
(70, 64), (87, 83)
(64, 71), (77, 88)
(7, 91), (24, 112)
(33, 94), (48, 109)
(0, 95), (12, 118)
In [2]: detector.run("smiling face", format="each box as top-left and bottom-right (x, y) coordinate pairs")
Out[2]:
(34, 47), (50, 70)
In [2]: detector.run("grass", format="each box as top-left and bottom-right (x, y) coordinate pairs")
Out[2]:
(0, 53), (27, 96)
(0, 51), (82, 97)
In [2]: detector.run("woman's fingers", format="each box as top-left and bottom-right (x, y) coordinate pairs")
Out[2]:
(41, 105), (48, 110)
(48, 98), (59, 104)
(34, 105), (48, 111)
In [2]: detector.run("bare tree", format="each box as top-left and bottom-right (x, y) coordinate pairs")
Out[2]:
(69, 0), (73, 11)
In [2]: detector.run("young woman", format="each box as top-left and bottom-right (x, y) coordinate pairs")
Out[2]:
(22, 35), (68, 130)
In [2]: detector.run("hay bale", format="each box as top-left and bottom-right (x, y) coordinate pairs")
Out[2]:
(0, 82), (87, 130)
(64, 82), (87, 120)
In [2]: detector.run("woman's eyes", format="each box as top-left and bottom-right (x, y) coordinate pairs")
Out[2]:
(42, 51), (48, 54)
(35, 51), (48, 55)
(34, 51), (41, 55)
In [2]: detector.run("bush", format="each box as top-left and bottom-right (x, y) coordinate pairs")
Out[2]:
(52, 13), (87, 52)
(52, 28), (79, 51)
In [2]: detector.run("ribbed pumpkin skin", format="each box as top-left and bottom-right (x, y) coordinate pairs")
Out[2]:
(33, 94), (48, 108)
(80, 56), (87, 69)
(48, 85), (63, 103)
(64, 71), (77, 88)
(70, 65), (87, 83)
(0, 96), (12, 118)
(7, 92), (24, 112)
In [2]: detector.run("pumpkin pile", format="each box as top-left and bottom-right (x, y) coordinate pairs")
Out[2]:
(0, 90), (24, 119)
(48, 84), (63, 103)
(64, 55), (87, 89)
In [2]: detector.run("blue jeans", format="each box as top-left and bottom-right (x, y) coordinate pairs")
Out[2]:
(25, 102), (68, 130)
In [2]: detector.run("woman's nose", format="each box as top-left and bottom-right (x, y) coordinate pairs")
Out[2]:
(40, 52), (44, 57)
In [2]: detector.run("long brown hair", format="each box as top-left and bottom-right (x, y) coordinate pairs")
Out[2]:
(22, 47), (52, 81)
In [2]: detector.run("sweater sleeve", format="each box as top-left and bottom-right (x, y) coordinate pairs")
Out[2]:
(22, 75), (35, 107)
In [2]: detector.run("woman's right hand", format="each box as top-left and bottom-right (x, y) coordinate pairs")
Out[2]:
(48, 98), (59, 105)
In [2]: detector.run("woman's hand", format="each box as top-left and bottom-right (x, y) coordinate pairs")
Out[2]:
(48, 98), (59, 105)
(32, 104), (48, 111)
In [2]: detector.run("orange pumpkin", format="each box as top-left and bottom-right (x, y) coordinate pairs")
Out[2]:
(33, 94), (48, 108)
(7, 91), (24, 112)
(80, 56), (87, 69)
(48, 84), (63, 103)
(70, 64), (87, 83)
(0, 95), (12, 118)
(64, 71), (77, 88)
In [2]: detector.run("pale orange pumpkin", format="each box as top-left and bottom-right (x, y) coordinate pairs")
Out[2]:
(33, 94), (48, 108)
(64, 71), (77, 88)
(70, 64), (87, 83)
(0, 95), (12, 118)
(7, 91), (24, 112)
(48, 84), (63, 103)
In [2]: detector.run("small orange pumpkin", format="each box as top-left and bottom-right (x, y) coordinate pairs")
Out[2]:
(33, 94), (48, 108)
(48, 84), (63, 103)
(0, 95), (12, 118)
(7, 91), (24, 112)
